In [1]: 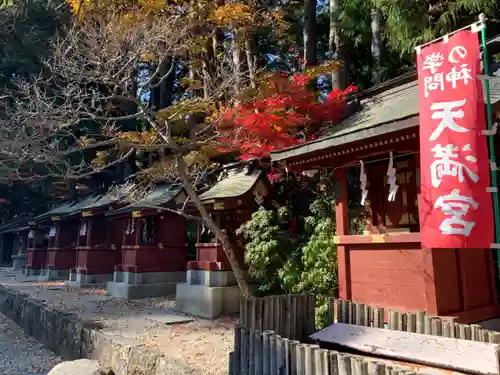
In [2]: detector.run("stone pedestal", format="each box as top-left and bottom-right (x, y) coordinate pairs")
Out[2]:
(176, 241), (247, 318)
(39, 268), (70, 281)
(107, 269), (186, 299)
(38, 246), (76, 281)
(106, 244), (188, 299)
(11, 253), (27, 271)
(176, 269), (241, 319)
(25, 248), (47, 276)
(175, 261), (247, 319)
(66, 246), (115, 287)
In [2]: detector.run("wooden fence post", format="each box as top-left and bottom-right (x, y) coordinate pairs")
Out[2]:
(442, 321), (452, 338)
(288, 340), (299, 375)
(328, 351), (339, 375)
(431, 318), (442, 336)
(234, 325), (242, 373)
(240, 298), (247, 326)
(338, 353), (352, 375)
(308, 294), (316, 335)
(406, 313), (417, 333)
(254, 331), (263, 375)
(228, 351), (235, 375)
(415, 311), (425, 334)
(249, 330), (256, 375)
(296, 344), (306, 375)
(363, 304), (371, 327)
(241, 326), (249, 375)
(337, 299), (345, 324)
(262, 330), (274, 375)
(373, 307), (384, 328)
(388, 311), (399, 330)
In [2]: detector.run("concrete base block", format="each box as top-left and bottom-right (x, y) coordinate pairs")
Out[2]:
(112, 270), (186, 284)
(25, 268), (42, 276)
(38, 268), (70, 281)
(11, 254), (27, 271)
(106, 281), (179, 299)
(175, 283), (241, 319)
(106, 271), (186, 299)
(66, 271), (113, 288)
(187, 269), (238, 287)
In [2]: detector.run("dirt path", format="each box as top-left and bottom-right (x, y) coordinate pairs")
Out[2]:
(0, 268), (234, 375)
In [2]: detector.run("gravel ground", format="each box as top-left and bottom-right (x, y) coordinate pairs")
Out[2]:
(0, 313), (61, 375)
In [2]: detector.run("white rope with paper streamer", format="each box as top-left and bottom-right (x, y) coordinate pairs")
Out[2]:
(360, 160), (368, 206)
(387, 152), (399, 202)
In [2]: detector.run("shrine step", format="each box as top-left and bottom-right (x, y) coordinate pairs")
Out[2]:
(310, 323), (500, 375)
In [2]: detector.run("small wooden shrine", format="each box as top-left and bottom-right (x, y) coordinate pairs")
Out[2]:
(270, 76), (499, 323)
(30, 201), (80, 280)
(105, 184), (189, 299)
(64, 192), (123, 286)
(25, 225), (48, 276)
(176, 162), (273, 318)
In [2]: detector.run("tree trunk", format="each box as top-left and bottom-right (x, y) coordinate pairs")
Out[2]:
(160, 57), (176, 108)
(370, 6), (382, 85)
(202, 47), (215, 100)
(303, 0), (318, 67)
(232, 28), (243, 94)
(245, 35), (257, 88)
(329, 0), (348, 89)
(175, 154), (253, 299)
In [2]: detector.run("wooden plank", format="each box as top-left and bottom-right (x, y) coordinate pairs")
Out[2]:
(310, 323), (500, 375)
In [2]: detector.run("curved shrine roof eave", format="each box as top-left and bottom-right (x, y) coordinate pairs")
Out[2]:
(270, 80), (419, 162)
(0, 225), (31, 234)
(198, 168), (263, 203)
(65, 195), (103, 217)
(273, 114), (420, 164)
(105, 184), (185, 217)
(0, 215), (33, 234)
(32, 201), (79, 222)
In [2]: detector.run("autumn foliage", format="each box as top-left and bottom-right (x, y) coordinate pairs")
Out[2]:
(214, 73), (356, 160)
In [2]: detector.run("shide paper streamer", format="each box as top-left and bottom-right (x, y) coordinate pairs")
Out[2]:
(360, 160), (368, 206)
(387, 152), (399, 202)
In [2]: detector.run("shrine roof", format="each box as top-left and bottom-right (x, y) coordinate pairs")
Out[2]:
(270, 80), (419, 162)
(0, 215), (32, 234)
(106, 184), (183, 215)
(199, 167), (262, 202)
(33, 200), (78, 221)
(66, 194), (103, 215)
(81, 193), (118, 211)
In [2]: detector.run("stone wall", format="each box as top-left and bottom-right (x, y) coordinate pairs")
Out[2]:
(0, 286), (189, 375)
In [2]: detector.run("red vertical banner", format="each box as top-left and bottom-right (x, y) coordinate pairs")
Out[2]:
(417, 30), (494, 248)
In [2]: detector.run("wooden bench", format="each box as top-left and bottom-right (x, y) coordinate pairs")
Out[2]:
(310, 323), (500, 375)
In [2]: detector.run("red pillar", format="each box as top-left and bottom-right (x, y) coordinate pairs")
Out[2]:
(335, 168), (351, 300)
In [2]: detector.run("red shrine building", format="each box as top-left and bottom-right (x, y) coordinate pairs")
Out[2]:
(176, 162), (272, 318)
(28, 200), (83, 280)
(105, 184), (189, 299)
(24, 183), (191, 298)
(271, 73), (500, 323)
(67, 189), (125, 286)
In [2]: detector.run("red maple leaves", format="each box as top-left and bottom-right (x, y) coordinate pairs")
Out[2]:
(213, 73), (356, 160)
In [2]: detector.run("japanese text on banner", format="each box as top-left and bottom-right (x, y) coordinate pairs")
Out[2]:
(417, 30), (493, 248)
